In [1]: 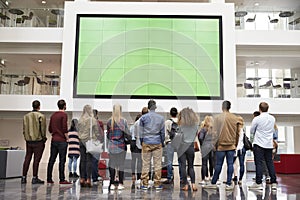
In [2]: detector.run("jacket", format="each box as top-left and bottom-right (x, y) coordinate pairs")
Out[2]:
(23, 110), (47, 142)
(213, 111), (242, 151)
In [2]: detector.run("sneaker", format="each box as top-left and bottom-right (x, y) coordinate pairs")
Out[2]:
(69, 172), (73, 178)
(225, 184), (234, 191)
(238, 180), (242, 185)
(163, 179), (173, 184)
(248, 183), (263, 190)
(148, 180), (154, 186)
(21, 176), (27, 184)
(118, 184), (125, 190)
(155, 185), (163, 190)
(199, 180), (207, 185)
(232, 176), (238, 182)
(93, 181), (98, 186)
(271, 183), (277, 190)
(73, 173), (79, 178)
(266, 177), (271, 184)
(203, 183), (218, 189)
(110, 184), (116, 190)
(59, 180), (72, 185)
(140, 185), (149, 190)
(32, 177), (44, 184)
(47, 180), (54, 184)
(216, 180), (222, 185)
(135, 179), (141, 189)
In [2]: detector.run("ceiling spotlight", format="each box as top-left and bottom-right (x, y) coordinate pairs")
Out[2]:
(41, 0), (46, 4)
(254, 2), (259, 6)
(5, 1), (9, 6)
(51, 71), (55, 74)
(38, 59), (43, 63)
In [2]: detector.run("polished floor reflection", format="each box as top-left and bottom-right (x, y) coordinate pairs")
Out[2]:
(0, 171), (299, 199)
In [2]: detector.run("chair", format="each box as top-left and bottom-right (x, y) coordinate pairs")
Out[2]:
(36, 77), (48, 85)
(244, 83), (254, 89)
(260, 80), (281, 88)
(246, 14), (256, 22)
(14, 76), (30, 94)
(268, 16), (279, 23)
(0, 80), (8, 94)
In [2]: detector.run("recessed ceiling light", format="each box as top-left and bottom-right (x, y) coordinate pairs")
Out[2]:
(38, 59), (43, 63)
(5, 1), (9, 6)
(51, 71), (55, 74)
(254, 2), (259, 6)
(255, 61), (259, 65)
(41, 0), (46, 4)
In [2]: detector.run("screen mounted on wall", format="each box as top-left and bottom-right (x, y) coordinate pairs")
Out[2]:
(74, 14), (223, 99)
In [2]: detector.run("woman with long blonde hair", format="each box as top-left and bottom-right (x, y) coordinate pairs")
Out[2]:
(198, 115), (215, 184)
(177, 107), (199, 192)
(107, 104), (130, 190)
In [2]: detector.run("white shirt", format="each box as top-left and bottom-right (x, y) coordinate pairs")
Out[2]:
(165, 117), (178, 143)
(250, 112), (275, 149)
(236, 128), (244, 150)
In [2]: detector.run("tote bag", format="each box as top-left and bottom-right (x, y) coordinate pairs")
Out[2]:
(86, 118), (103, 154)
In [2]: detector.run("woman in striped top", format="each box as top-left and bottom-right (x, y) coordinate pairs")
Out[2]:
(68, 119), (80, 178)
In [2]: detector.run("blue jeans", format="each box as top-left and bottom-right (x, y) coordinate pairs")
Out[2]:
(253, 144), (277, 184)
(233, 148), (246, 180)
(178, 144), (196, 185)
(166, 142), (175, 180)
(47, 141), (68, 182)
(211, 150), (235, 185)
(68, 156), (78, 173)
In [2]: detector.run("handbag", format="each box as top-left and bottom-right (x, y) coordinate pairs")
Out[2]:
(171, 132), (183, 151)
(243, 133), (252, 151)
(194, 141), (200, 152)
(86, 117), (103, 155)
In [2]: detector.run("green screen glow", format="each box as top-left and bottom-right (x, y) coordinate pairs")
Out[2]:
(74, 15), (223, 99)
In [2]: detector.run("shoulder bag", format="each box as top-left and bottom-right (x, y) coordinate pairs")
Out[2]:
(86, 117), (103, 155)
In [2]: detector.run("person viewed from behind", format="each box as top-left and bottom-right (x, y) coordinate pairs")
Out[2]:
(248, 102), (278, 191)
(177, 107), (199, 191)
(164, 107), (178, 184)
(203, 100), (242, 190)
(47, 99), (72, 185)
(140, 99), (165, 190)
(130, 107), (148, 188)
(91, 109), (105, 185)
(107, 104), (130, 190)
(68, 119), (80, 178)
(78, 105), (102, 187)
(232, 116), (246, 185)
(21, 100), (47, 184)
(198, 115), (215, 185)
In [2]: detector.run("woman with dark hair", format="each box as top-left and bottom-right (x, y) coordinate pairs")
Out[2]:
(78, 105), (102, 187)
(68, 119), (80, 178)
(177, 107), (199, 192)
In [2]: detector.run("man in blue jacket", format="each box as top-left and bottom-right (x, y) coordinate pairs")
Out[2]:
(139, 99), (165, 190)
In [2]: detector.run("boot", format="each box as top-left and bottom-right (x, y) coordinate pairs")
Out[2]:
(80, 178), (86, 187)
(86, 178), (92, 187)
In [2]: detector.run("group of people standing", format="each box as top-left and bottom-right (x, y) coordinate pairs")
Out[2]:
(21, 98), (278, 192)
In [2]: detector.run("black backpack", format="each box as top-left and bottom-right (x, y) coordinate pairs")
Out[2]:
(169, 119), (178, 140)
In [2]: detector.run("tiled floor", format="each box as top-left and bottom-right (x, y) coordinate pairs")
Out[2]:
(0, 169), (300, 199)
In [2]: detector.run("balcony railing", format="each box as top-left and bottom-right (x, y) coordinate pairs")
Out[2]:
(0, 8), (64, 28)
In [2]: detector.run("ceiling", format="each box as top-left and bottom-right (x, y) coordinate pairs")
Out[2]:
(0, 0), (300, 76)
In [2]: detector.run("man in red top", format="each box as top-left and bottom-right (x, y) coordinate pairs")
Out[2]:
(46, 99), (72, 184)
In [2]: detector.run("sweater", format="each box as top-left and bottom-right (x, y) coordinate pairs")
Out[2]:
(48, 111), (68, 142)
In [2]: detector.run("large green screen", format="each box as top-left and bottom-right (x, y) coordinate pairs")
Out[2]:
(74, 14), (223, 99)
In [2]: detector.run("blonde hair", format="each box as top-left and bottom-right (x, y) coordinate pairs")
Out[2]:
(111, 104), (122, 130)
(237, 116), (244, 132)
(200, 115), (214, 129)
(178, 107), (199, 126)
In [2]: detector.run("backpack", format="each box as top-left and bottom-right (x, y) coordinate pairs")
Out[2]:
(169, 119), (178, 140)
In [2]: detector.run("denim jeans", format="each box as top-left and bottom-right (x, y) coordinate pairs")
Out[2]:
(178, 144), (196, 185)
(92, 156), (100, 182)
(211, 150), (235, 185)
(68, 156), (78, 173)
(166, 142), (175, 180)
(233, 148), (246, 180)
(201, 150), (215, 180)
(47, 141), (68, 182)
(253, 144), (277, 184)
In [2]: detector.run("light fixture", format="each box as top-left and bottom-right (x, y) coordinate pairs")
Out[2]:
(5, 1), (9, 6)
(38, 59), (43, 63)
(0, 59), (6, 68)
(254, 2), (259, 6)
(41, 0), (46, 4)
(51, 71), (55, 74)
